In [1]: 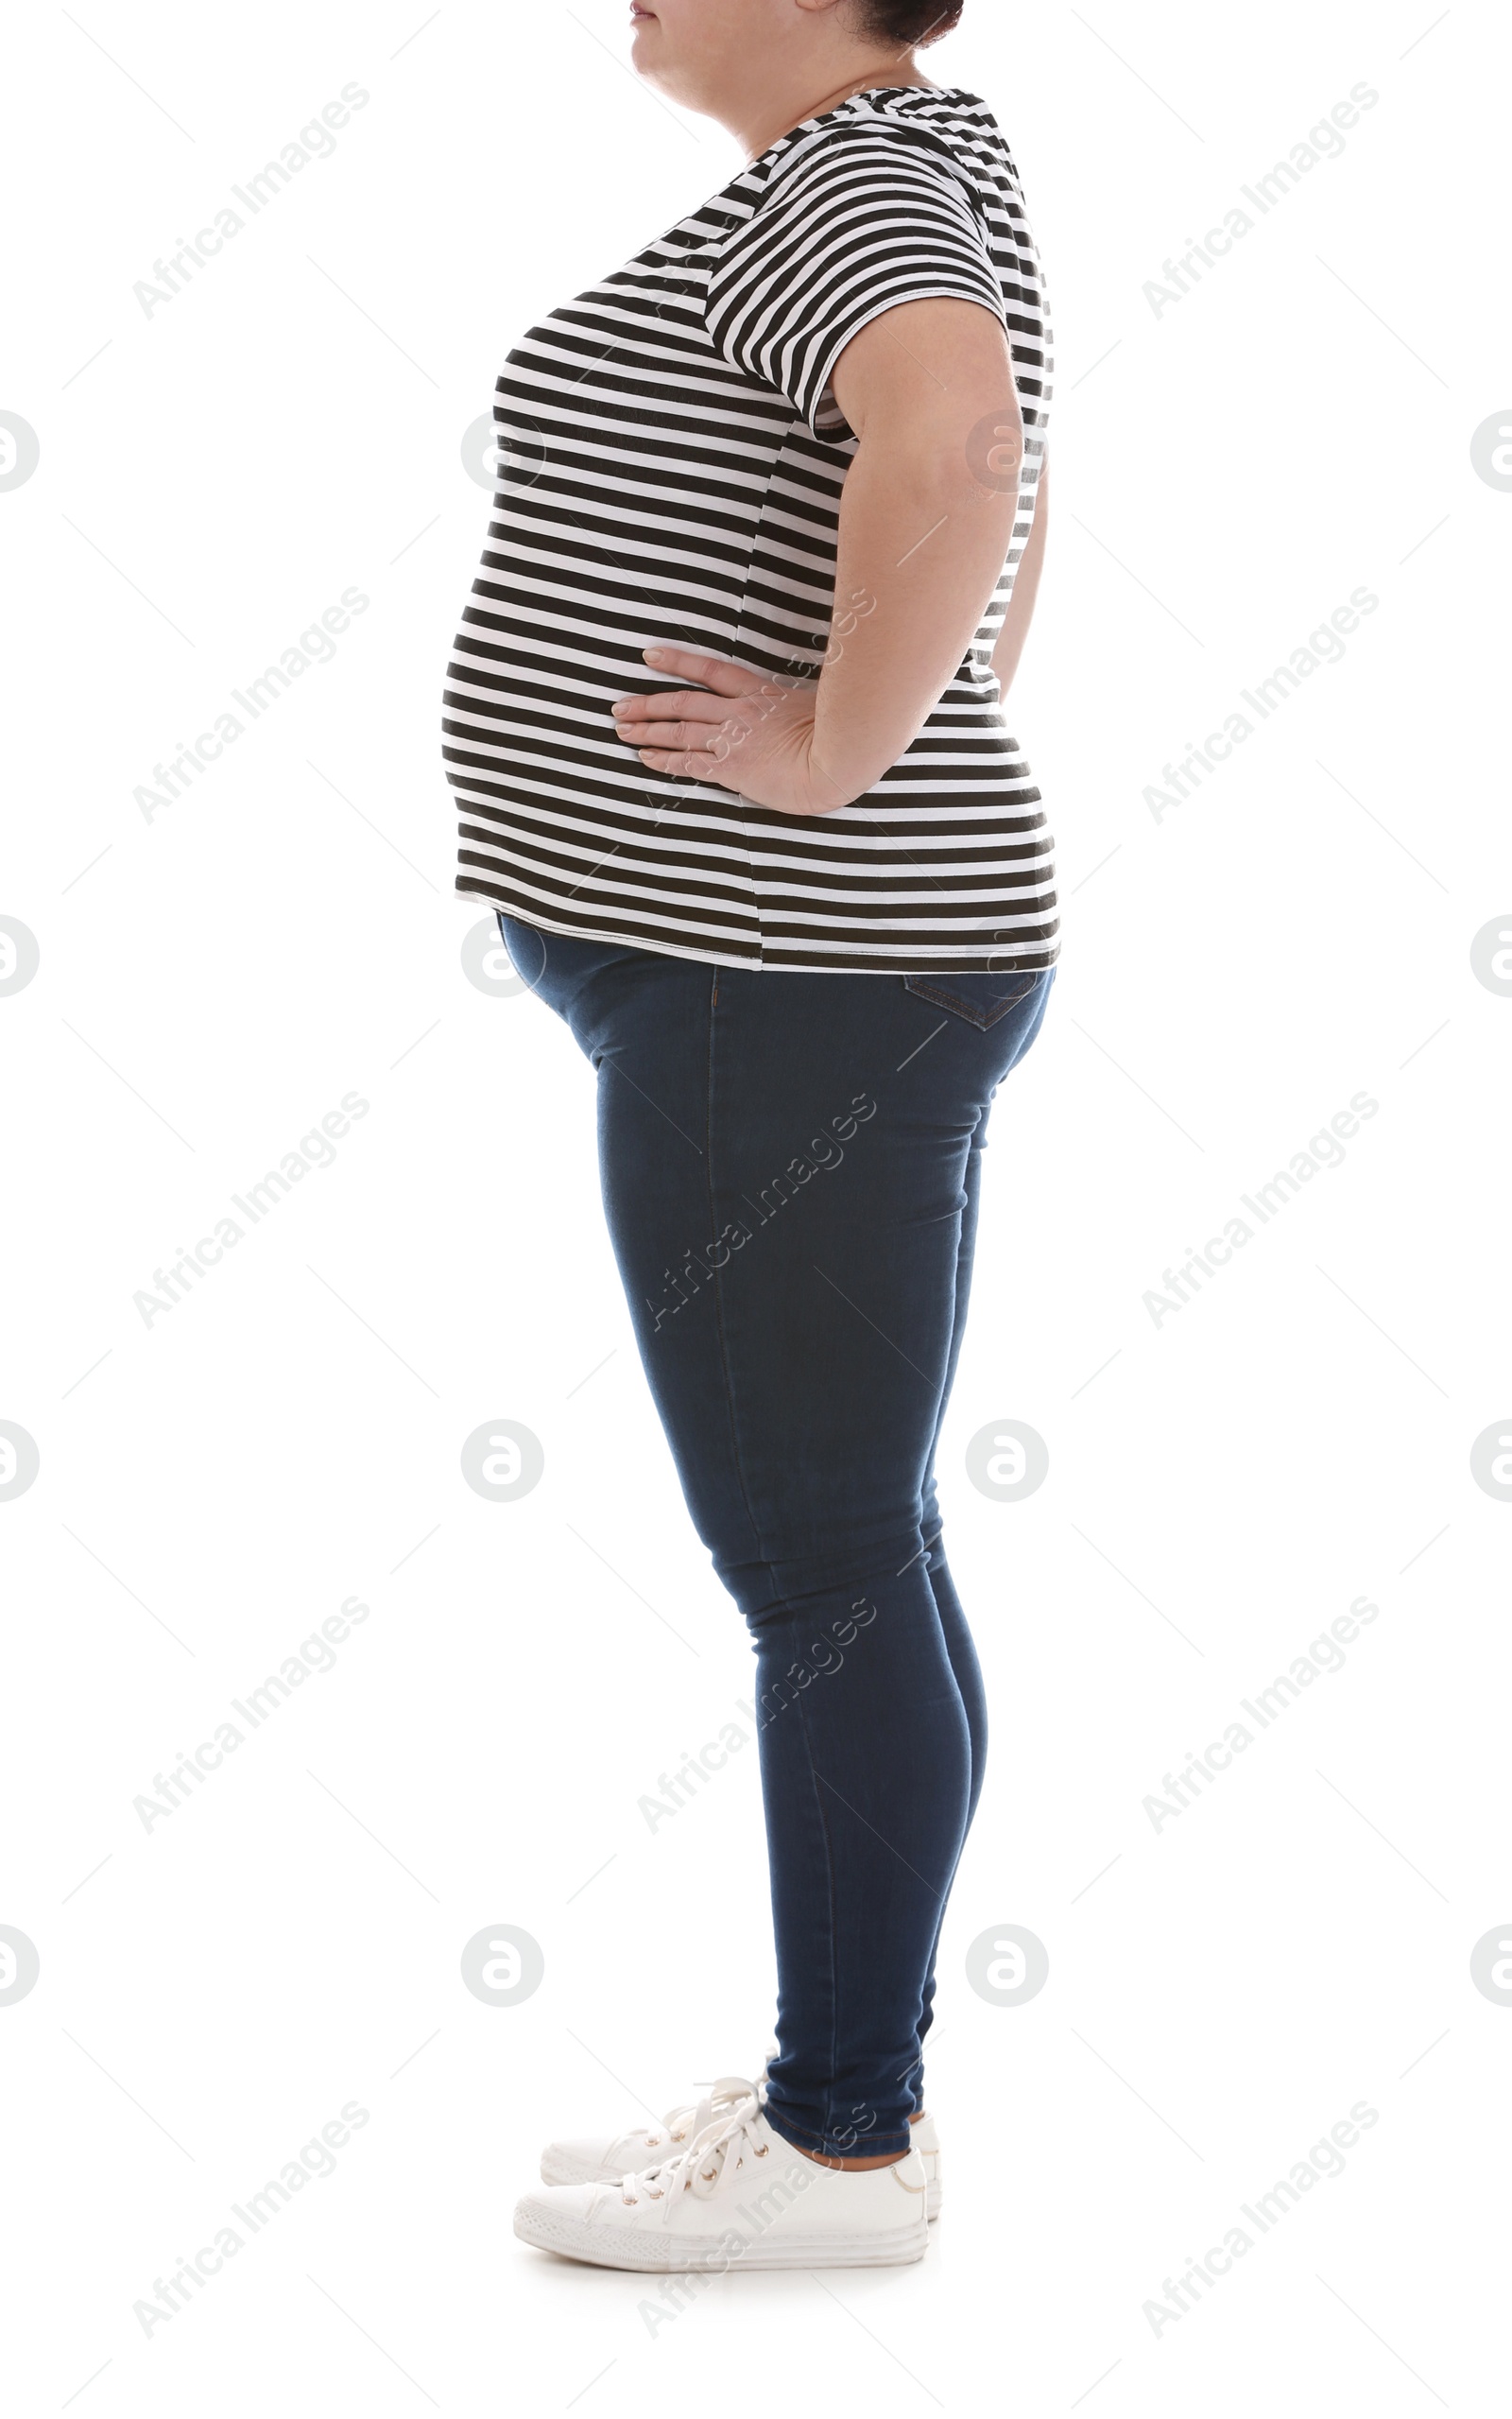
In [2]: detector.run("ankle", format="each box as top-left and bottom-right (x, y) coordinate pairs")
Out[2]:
(790, 2143), (907, 2172)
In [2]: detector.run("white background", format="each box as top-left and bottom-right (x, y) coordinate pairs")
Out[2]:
(2, 0), (1509, 2410)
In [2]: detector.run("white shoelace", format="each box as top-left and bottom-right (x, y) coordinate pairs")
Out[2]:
(617, 2082), (771, 2221)
(610, 2073), (761, 2168)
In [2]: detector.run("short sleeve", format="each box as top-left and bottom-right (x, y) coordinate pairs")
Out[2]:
(706, 127), (1010, 441)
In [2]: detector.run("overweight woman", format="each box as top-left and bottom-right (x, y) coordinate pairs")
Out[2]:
(443, 0), (1056, 2272)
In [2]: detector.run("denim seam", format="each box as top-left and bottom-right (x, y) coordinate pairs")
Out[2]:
(699, 969), (768, 1574)
(902, 972), (1040, 1028)
(700, 970), (840, 2141)
(792, 1674), (841, 2153)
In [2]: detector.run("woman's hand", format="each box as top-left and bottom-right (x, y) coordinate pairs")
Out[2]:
(613, 648), (852, 817)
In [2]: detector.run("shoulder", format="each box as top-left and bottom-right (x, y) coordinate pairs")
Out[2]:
(708, 103), (994, 270)
(730, 92), (992, 203)
(771, 99), (986, 196)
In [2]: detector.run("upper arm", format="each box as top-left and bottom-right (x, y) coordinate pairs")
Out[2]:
(706, 128), (1015, 443)
(829, 296), (1022, 470)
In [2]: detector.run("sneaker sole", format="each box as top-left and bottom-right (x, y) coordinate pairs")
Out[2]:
(514, 2206), (929, 2272)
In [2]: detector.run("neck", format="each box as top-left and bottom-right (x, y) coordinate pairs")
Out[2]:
(731, 60), (936, 163)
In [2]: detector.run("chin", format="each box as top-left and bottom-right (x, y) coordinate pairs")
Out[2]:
(630, 24), (670, 79)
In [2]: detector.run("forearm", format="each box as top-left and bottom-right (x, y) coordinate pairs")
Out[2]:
(809, 422), (1021, 806)
(990, 457), (1050, 698)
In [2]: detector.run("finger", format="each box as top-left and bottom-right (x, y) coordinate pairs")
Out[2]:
(615, 688), (735, 725)
(641, 648), (765, 698)
(635, 747), (738, 786)
(618, 715), (748, 752)
(616, 719), (715, 750)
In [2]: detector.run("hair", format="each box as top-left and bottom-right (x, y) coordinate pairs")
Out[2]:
(852, 1), (965, 47)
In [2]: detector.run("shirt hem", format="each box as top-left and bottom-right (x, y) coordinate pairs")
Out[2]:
(459, 882), (1060, 975)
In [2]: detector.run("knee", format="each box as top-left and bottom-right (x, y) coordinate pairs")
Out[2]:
(726, 1527), (927, 1632)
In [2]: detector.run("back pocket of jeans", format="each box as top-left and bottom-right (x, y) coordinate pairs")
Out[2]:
(902, 971), (1043, 1030)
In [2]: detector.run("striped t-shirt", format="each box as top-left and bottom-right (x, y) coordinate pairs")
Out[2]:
(443, 84), (1057, 971)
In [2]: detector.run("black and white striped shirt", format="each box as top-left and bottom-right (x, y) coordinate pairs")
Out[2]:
(444, 85), (1057, 970)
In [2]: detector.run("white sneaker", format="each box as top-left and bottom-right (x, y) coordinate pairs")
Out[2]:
(541, 2064), (943, 2219)
(540, 2073), (757, 2187)
(516, 2085), (930, 2272)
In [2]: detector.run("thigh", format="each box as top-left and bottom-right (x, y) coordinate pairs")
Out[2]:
(693, 968), (1051, 1605)
(506, 917), (1054, 1617)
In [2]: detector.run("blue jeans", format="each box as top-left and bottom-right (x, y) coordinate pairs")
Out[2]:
(501, 916), (1055, 2159)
